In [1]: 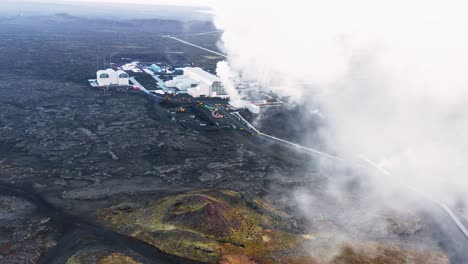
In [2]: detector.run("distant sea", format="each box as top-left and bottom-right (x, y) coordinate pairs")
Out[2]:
(1, 0), (213, 21)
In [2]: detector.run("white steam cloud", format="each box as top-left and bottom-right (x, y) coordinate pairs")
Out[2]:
(213, 0), (468, 208)
(216, 61), (246, 108)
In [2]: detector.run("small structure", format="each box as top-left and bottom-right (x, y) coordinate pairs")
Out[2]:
(247, 104), (261, 114)
(121, 61), (140, 71)
(96, 68), (129, 86)
(149, 64), (163, 73)
(116, 70), (129, 85)
(97, 69), (116, 86)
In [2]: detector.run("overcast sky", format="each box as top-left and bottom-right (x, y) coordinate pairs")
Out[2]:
(22, 0), (213, 6)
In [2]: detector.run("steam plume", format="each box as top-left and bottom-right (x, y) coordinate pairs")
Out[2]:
(216, 61), (246, 108)
(213, 0), (468, 209)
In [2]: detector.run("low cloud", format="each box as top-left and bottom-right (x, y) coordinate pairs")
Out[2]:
(213, 0), (468, 225)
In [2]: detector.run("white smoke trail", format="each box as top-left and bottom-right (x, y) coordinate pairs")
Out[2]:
(216, 61), (247, 108)
(213, 0), (468, 211)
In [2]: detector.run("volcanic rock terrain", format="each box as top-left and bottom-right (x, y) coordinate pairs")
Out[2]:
(0, 14), (458, 264)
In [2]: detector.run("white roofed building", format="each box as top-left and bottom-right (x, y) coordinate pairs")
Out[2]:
(97, 70), (109, 85)
(165, 67), (228, 98)
(96, 68), (129, 86)
(187, 85), (211, 98)
(97, 69), (117, 86)
(116, 70), (129, 85)
(165, 75), (198, 91)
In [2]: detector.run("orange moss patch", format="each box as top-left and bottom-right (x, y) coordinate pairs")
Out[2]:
(220, 254), (258, 264)
(98, 252), (142, 264)
(331, 244), (450, 264)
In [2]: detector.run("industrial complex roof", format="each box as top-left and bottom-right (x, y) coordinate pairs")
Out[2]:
(183, 67), (221, 85)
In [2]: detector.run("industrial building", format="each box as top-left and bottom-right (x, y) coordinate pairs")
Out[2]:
(149, 64), (163, 73)
(97, 69), (129, 86)
(121, 61), (142, 73)
(165, 67), (228, 98)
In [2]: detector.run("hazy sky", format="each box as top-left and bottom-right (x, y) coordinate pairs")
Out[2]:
(23, 0), (213, 6)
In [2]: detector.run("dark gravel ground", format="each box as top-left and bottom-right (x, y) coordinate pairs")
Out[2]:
(0, 73), (312, 263)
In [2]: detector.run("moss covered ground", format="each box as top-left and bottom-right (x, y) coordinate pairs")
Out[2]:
(95, 190), (449, 264)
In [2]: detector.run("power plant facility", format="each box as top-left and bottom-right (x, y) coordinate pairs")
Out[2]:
(165, 67), (228, 98)
(89, 61), (283, 117)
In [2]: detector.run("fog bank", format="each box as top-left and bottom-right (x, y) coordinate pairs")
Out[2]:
(213, 0), (468, 210)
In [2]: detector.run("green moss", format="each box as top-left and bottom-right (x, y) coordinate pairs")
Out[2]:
(66, 251), (143, 264)
(95, 190), (450, 264)
(330, 243), (450, 264)
(170, 200), (209, 215)
(220, 190), (242, 200)
(94, 191), (325, 263)
(66, 254), (83, 264)
(98, 253), (142, 264)
(134, 230), (222, 263)
(252, 197), (289, 219)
